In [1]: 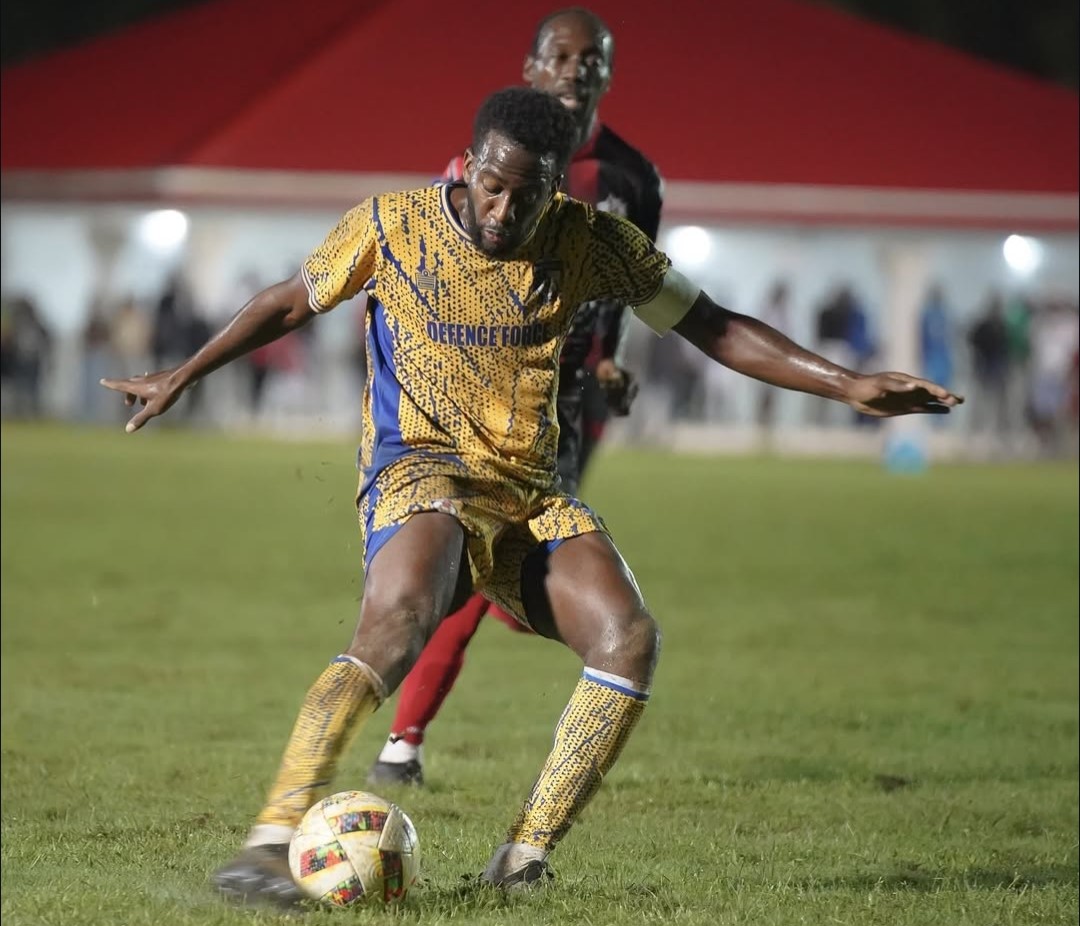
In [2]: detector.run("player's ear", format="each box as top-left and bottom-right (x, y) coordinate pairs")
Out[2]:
(598, 35), (614, 93)
(523, 55), (538, 84)
(462, 148), (475, 182)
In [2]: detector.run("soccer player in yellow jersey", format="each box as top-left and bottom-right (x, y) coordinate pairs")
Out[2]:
(103, 86), (962, 907)
(368, 7), (663, 788)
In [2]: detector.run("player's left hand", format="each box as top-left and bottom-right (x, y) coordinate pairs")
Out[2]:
(595, 359), (639, 416)
(845, 372), (964, 417)
(100, 368), (186, 432)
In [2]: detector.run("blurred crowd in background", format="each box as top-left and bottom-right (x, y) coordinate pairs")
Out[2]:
(2, 270), (1077, 459)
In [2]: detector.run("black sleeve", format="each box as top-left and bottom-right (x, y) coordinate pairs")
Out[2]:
(632, 163), (663, 244)
(596, 162), (663, 360)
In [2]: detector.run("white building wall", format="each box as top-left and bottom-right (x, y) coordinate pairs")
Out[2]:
(2, 201), (1077, 450)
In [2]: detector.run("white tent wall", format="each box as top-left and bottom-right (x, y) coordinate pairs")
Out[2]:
(2, 201), (1077, 453)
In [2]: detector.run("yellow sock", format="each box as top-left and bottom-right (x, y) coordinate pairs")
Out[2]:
(251, 656), (385, 838)
(506, 669), (648, 852)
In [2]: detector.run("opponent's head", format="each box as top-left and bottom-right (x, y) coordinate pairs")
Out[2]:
(524, 7), (614, 145)
(462, 86), (577, 258)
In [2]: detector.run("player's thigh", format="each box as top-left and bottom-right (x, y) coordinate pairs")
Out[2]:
(523, 530), (654, 659)
(359, 511), (473, 632)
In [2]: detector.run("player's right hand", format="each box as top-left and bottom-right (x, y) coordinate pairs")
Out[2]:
(100, 368), (185, 433)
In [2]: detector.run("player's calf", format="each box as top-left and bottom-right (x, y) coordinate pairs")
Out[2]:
(486, 665), (652, 883)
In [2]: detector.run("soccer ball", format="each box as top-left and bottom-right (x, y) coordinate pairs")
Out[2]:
(289, 790), (420, 905)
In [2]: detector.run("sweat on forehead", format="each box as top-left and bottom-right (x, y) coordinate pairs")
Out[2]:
(472, 132), (559, 177)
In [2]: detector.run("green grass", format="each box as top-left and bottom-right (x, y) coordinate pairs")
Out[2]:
(2, 423), (1077, 926)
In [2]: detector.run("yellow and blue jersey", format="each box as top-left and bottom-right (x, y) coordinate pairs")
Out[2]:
(302, 183), (669, 493)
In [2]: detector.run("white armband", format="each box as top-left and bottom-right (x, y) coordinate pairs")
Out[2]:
(633, 268), (700, 334)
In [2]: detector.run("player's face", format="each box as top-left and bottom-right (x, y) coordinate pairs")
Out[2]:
(460, 132), (560, 258)
(524, 14), (612, 141)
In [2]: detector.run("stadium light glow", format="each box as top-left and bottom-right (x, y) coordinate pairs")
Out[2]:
(666, 225), (713, 268)
(1002, 234), (1042, 276)
(138, 209), (189, 256)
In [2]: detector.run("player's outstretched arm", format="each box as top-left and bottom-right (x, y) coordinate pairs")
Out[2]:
(101, 272), (316, 433)
(673, 291), (963, 417)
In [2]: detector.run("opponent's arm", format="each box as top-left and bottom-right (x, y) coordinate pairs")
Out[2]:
(594, 165), (663, 410)
(102, 272), (316, 432)
(672, 290), (963, 417)
(592, 303), (637, 415)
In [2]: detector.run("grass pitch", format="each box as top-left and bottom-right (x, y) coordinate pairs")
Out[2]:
(2, 424), (1077, 925)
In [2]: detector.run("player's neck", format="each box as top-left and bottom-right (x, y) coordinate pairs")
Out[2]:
(447, 185), (469, 235)
(575, 111), (601, 153)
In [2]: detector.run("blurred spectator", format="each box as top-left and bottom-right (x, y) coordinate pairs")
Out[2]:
(1028, 299), (1080, 455)
(81, 298), (114, 421)
(213, 270), (266, 426)
(0, 295), (53, 419)
(111, 295), (152, 378)
(1003, 293), (1033, 434)
(152, 273), (198, 369)
(1067, 343), (1079, 432)
(0, 303), (15, 415)
(847, 295), (876, 372)
(185, 310), (213, 421)
(651, 334), (703, 420)
(632, 329), (702, 440)
(223, 269), (305, 421)
(152, 273), (210, 420)
(248, 335), (307, 421)
(920, 284), (954, 390)
(967, 292), (1010, 436)
(248, 342), (276, 415)
(756, 280), (792, 436)
(813, 285), (875, 427)
(815, 285), (856, 372)
(919, 284), (955, 430)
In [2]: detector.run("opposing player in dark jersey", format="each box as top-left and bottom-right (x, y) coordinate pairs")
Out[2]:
(368, 7), (663, 788)
(103, 87), (960, 908)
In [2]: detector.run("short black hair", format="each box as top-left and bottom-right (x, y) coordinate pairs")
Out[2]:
(472, 86), (578, 173)
(530, 7), (613, 58)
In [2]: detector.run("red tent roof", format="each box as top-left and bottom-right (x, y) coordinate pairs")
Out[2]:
(2, 0), (1077, 223)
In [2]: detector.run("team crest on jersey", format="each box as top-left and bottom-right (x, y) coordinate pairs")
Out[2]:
(416, 267), (438, 298)
(529, 258), (563, 305)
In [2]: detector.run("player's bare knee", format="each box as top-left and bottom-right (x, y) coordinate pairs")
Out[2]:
(589, 608), (660, 680)
(622, 609), (661, 666)
(349, 590), (444, 690)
